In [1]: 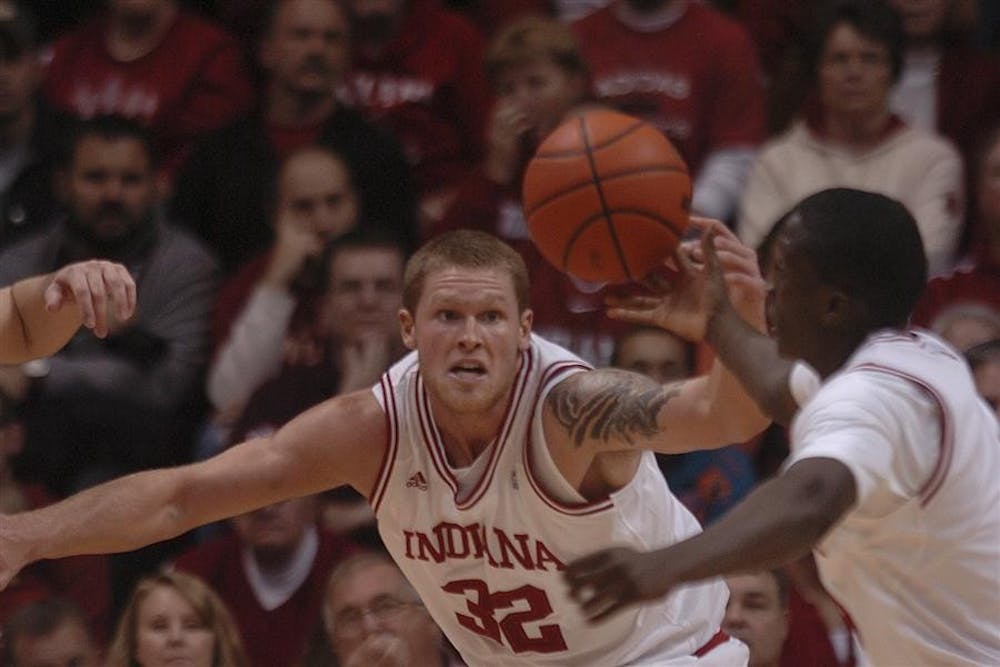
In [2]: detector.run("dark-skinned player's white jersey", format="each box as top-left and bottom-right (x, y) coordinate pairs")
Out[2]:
(371, 334), (731, 666)
(788, 330), (1000, 665)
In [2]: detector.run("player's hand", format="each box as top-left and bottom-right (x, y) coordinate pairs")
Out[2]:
(341, 632), (411, 667)
(685, 218), (767, 332)
(45, 260), (136, 338)
(563, 547), (674, 623)
(604, 218), (764, 341)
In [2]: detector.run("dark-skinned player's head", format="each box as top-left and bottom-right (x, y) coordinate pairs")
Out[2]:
(767, 189), (926, 374)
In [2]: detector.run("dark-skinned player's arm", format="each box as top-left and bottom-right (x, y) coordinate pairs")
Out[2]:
(0, 389), (386, 591)
(694, 225), (801, 426)
(563, 456), (855, 622)
(0, 260), (136, 363)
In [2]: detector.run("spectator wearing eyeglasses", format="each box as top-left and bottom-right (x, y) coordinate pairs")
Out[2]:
(300, 551), (464, 667)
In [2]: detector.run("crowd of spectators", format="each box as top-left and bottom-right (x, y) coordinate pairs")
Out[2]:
(2, 0), (999, 665)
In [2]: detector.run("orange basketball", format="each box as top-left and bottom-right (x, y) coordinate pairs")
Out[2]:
(522, 109), (691, 284)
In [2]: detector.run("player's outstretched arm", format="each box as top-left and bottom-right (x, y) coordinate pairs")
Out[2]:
(0, 389), (386, 591)
(0, 260), (136, 363)
(563, 457), (856, 622)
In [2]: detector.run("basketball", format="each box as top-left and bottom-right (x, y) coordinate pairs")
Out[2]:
(522, 109), (691, 284)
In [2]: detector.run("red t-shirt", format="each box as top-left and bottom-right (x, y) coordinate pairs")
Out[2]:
(43, 10), (254, 174)
(571, 2), (765, 177)
(343, 0), (490, 195)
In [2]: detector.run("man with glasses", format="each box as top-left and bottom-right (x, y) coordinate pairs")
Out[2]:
(321, 551), (463, 667)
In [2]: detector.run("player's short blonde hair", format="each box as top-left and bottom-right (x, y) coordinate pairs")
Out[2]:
(402, 230), (530, 314)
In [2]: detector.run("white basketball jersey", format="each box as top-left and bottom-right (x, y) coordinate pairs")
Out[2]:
(371, 334), (730, 665)
(796, 331), (1000, 666)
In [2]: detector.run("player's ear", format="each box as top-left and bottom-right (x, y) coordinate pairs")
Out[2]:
(399, 308), (417, 350)
(519, 309), (533, 350)
(821, 288), (853, 328)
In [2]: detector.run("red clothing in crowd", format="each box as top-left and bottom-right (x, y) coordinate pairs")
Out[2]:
(343, 0), (491, 196)
(571, 1), (765, 178)
(0, 485), (111, 643)
(782, 588), (857, 667)
(173, 528), (357, 667)
(911, 250), (1000, 328)
(42, 9), (254, 174)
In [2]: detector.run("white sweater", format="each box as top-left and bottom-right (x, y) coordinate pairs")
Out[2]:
(737, 120), (964, 275)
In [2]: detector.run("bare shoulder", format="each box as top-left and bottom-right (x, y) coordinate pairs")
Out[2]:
(544, 369), (685, 451)
(265, 388), (390, 499)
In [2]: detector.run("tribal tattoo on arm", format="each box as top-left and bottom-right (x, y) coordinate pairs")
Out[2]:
(548, 370), (685, 448)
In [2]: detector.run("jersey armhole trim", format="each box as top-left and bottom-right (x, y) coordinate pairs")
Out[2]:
(371, 372), (399, 513)
(852, 362), (954, 506)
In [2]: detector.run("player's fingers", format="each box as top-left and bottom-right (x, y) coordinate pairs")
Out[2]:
(85, 267), (109, 338)
(43, 279), (66, 312)
(604, 294), (661, 310)
(687, 216), (732, 239)
(564, 550), (615, 584)
(108, 263), (136, 321)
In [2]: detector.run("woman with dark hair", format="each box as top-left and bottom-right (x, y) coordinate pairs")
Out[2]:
(738, 0), (964, 275)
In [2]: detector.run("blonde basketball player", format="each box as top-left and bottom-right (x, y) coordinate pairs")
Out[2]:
(0, 228), (766, 665)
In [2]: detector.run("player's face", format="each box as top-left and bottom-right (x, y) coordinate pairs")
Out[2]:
(231, 496), (317, 553)
(723, 573), (788, 667)
(134, 586), (216, 667)
(324, 246), (404, 342)
(11, 619), (101, 667)
(400, 266), (532, 418)
(614, 329), (691, 384)
(326, 563), (440, 663)
(495, 59), (588, 144)
(277, 152), (359, 240)
(765, 219), (827, 365)
(264, 0), (350, 95)
(818, 23), (893, 121)
(62, 136), (157, 242)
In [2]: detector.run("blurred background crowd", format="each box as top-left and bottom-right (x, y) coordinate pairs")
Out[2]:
(2, 0), (999, 665)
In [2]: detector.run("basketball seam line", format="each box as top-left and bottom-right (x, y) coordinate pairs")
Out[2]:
(563, 208), (684, 258)
(522, 165), (689, 217)
(535, 119), (647, 158)
(573, 115), (632, 280)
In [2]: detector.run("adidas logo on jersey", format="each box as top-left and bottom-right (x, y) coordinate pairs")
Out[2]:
(406, 471), (428, 491)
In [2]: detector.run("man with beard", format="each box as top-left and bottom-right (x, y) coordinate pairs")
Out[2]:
(171, 0), (417, 274)
(0, 114), (217, 499)
(41, 0), (253, 177)
(0, 114), (218, 611)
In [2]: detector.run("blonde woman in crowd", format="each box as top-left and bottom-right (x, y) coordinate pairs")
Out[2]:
(106, 571), (248, 667)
